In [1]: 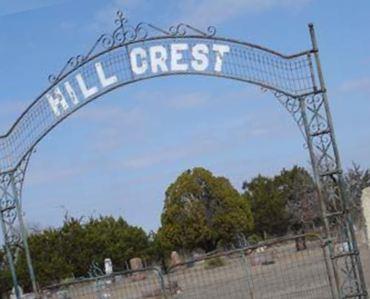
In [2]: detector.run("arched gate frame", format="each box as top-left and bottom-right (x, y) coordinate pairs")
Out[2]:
(0, 11), (367, 298)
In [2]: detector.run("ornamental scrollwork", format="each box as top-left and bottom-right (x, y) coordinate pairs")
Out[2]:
(49, 10), (217, 84)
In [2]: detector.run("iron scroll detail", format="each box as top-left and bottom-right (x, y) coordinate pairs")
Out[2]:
(48, 10), (217, 84)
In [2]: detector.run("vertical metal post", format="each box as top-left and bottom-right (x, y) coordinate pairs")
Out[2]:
(299, 97), (339, 299)
(10, 173), (38, 295)
(308, 23), (368, 298)
(156, 268), (167, 299)
(0, 209), (21, 299)
(240, 250), (255, 299)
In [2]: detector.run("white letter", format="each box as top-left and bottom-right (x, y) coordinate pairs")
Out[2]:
(150, 46), (168, 73)
(64, 81), (79, 105)
(191, 44), (209, 71)
(130, 47), (148, 75)
(76, 73), (98, 99)
(213, 44), (230, 72)
(46, 87), (69, 117)
(171, 43), (188, 71)
(95, 62), (118, 87)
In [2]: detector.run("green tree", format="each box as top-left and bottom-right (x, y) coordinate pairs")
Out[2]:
(146, 231), (171, 271)
(159, 167), (254, 252)
(0, 249), (12, 295)
(274, 166), (321, 233)
(243, 166), (321, 240)
(15, 215), (150, 290)
(243, 175), (289, 238)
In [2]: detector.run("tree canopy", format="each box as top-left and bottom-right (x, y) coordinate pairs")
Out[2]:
(7, 216), (151, 292)
(275, 166), (321, 232)
(243, 166), (320, 238)
(243, 175), (289, 237)
(158, 167), (254, 252)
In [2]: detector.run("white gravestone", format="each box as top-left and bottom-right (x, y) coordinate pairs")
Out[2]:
(361, 187), (370, 246)
(104, 258), (113, 275)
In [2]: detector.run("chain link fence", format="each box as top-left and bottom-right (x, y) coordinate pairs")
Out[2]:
(41, 268), (166, 299)
(39, 234), (334, 299)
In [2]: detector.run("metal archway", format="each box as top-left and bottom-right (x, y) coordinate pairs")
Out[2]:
(0, 11), (367, 299)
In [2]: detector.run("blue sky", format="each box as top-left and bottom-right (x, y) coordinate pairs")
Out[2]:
(0, 0), (370, 234)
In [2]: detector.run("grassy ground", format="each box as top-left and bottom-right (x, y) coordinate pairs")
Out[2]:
(42, 238), (336, 299)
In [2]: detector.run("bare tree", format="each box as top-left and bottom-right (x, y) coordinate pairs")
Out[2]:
(344, 163), (370, 228)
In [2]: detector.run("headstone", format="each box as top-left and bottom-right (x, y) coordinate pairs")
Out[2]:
(170, 251), (182, 267)
(129, 257), (145, 281)
(130, 257), (143, 270)
(104, 258), (113, 275)
(361, 187), (370, 246)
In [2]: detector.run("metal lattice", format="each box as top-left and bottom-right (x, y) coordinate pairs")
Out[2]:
(0, 151), (37, 297)
(0, 10), (367, 299)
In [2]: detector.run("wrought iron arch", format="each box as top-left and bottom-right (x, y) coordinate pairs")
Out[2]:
(0, 11), (367, 299)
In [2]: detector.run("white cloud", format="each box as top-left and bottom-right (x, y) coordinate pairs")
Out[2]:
(166, 92), (210, 109)
(77, 105), (144, 125)
(339, 77), (370, 93)
(121, 137), (217, 169)
(26, 166), (82, 186)
(59, 20), (76, 31)
(74, 104), (148, 151)
(132, 88), (265, 111)
(177, 0), (313, 26)
(93, 0), (312, 32)
(0, 0), (66, 17)
(119, 111), (285, 170)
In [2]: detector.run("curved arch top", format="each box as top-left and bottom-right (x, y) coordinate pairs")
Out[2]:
(0, 12), (318, 173)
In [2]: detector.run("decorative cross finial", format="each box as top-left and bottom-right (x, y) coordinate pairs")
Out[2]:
(115, 10), (126, 28)
(48, 9), (217, 84)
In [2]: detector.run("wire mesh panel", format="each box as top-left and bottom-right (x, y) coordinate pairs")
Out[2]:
(167, 252), (254, 299)
(0, 17), (315, 174)
(38, 235), (334, 299)
(41, 268), (166, 299)
(166, 235), (333, 299)
(245, 236), (333, 299)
